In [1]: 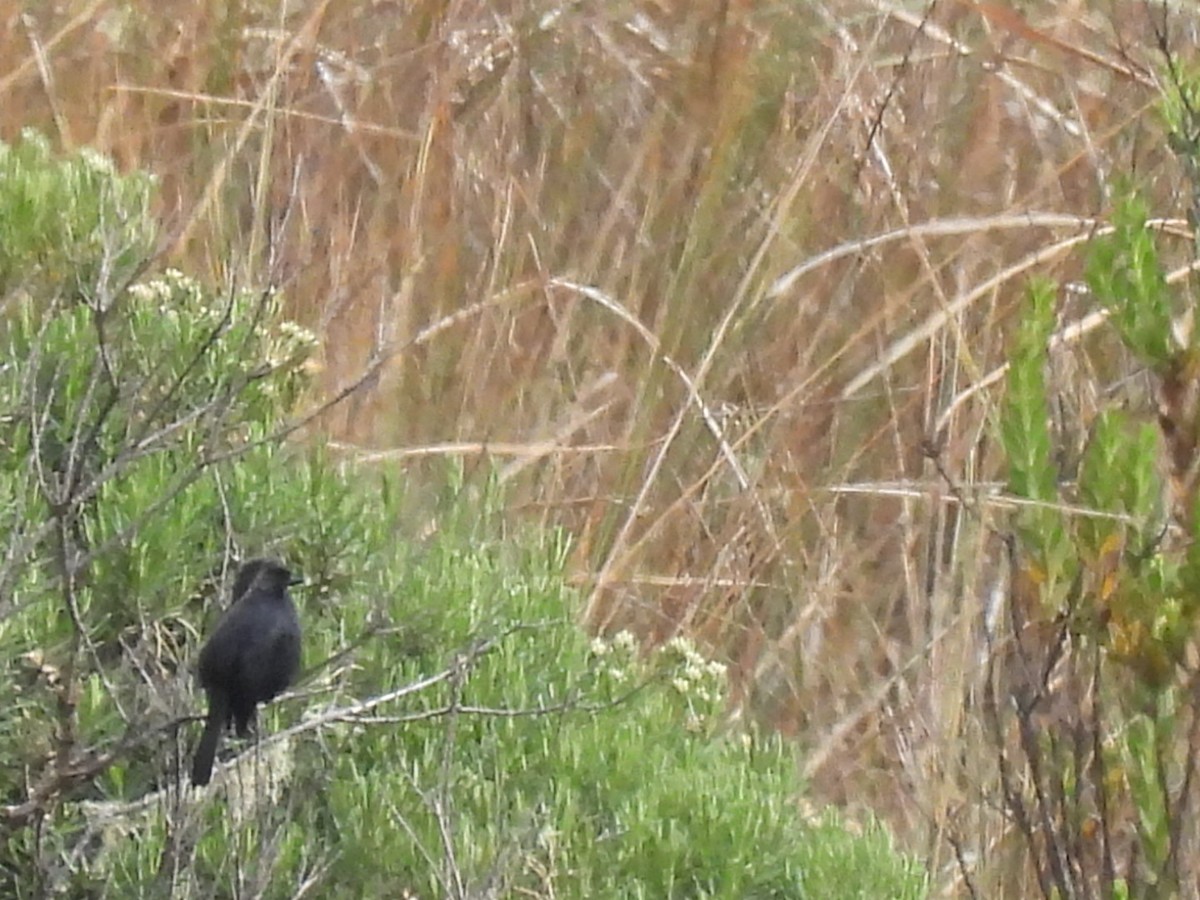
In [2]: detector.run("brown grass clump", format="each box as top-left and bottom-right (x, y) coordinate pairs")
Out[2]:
(3, 0), (1197, 892)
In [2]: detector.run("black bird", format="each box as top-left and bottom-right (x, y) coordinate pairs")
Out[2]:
(191, 558), (302, 787)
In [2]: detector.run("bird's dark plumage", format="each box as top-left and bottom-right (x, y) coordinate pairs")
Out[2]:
(191, 558), (302, 787)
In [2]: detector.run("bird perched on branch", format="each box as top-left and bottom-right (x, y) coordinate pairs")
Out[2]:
(191, 558), (302, 787)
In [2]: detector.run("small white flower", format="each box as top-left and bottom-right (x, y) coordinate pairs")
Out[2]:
(664, 636), (693, 657)
(79, 147), (116, 175)
(279, 320), (319, 349)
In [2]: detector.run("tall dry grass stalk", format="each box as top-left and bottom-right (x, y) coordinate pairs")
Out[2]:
(3, 0), (1197, 891)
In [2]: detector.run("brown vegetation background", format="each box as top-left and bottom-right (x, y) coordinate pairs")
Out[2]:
(3, 0), (1198, 892)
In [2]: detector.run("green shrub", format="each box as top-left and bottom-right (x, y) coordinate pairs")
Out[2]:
(992, 177), (1200, 895)
(0, 132), (925, 899)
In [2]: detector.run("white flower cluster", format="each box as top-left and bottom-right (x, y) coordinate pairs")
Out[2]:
(589, 629), (637, 657)
(661, 636), (728, 706)
(77, 146), (117, 176)
(588, 629), (638, 684)
(588, 630), (729, 730)
(127, 268), (204, 312)
(267, 320), (320, 369)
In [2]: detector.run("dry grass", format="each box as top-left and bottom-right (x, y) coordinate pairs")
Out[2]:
(5, 0), (1199, 892)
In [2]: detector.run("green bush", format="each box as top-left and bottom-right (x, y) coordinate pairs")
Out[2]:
(0, 133), (926, 899)
(992, 175), (1200, 894)
(0, 128), (155, 301)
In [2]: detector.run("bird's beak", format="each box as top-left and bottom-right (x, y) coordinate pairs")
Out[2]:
(289, 573), (304, 586)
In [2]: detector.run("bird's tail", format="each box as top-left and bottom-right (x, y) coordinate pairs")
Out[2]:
(191, 692), (228, 787)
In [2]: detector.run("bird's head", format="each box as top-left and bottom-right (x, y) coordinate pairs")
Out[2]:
(232, 557), (302, 600)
